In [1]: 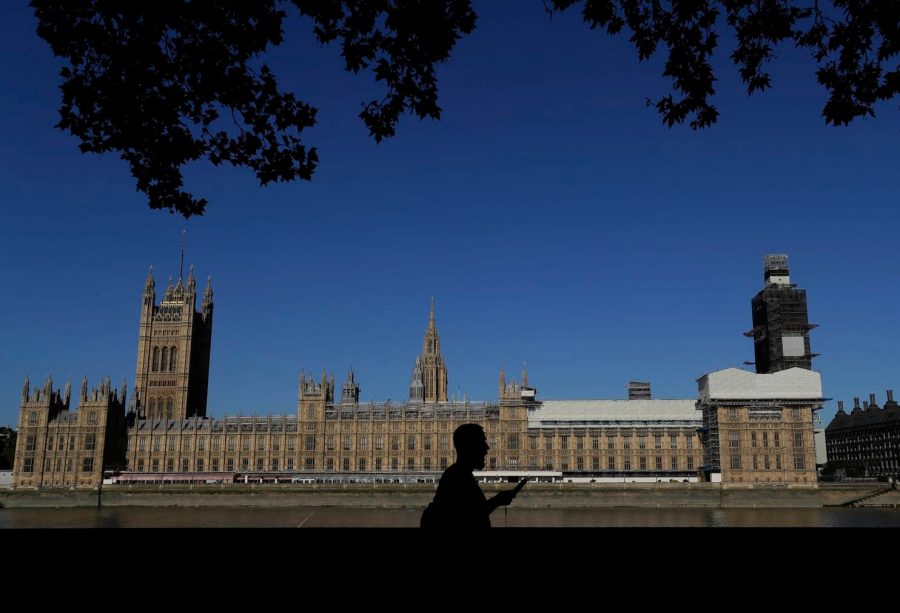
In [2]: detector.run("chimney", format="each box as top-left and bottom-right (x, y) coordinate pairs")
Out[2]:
(628, 381), (651, 400)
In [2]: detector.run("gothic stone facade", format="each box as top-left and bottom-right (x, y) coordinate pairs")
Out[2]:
(121, 381), (704, 481)
(13, 376), (127, 488)
(697, 368), (822, 484)
(135, 267), (213, 421)
(14, 258), (824, 487)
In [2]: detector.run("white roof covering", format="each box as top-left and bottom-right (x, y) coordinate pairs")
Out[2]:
(698, 367), (822, 400)
(529, 399), (699, 427)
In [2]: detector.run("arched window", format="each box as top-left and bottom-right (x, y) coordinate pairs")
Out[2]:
(161, 347), (169, 372)
(28, 411), (37, 424)
(148, 398), (156, 420)
(169, 346), (177, 372)
(152, 347), (159, 372)
(166, 398), (174, 420)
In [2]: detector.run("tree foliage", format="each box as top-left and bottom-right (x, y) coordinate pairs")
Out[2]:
(0, 430), (16, 470)
(32, 1), (899, 217)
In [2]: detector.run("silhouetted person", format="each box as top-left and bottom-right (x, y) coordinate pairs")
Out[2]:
(420, 423), (527, 528)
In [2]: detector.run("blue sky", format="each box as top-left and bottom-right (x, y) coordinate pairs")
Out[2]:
(1, 2), (897, 428)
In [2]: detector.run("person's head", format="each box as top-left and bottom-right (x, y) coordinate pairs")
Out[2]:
(453, 423), (489, 470)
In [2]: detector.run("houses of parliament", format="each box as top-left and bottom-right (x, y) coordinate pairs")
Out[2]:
(12, 255), (824, 488)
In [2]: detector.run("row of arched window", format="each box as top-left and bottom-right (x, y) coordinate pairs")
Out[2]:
(151, 346), (178, 372)
(147, 397), (176, 421)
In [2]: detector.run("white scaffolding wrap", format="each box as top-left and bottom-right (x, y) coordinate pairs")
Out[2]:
(698, 367), (822, 400)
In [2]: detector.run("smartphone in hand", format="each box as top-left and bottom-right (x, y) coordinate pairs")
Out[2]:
(512, 477), (529, 495)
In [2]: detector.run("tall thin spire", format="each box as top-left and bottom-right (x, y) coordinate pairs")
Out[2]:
(179, 229), (186, 281)
(423, 298), (441, 357)
(418, 297), (447, 402)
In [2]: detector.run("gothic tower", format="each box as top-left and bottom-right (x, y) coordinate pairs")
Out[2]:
(416, 298), (448, 403)
(134, 265), (213, 420)
(745, 254), (817, 374)
(341, 368), (360, 405)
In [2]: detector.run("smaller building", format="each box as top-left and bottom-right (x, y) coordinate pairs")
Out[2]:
(13, 376), (128, 488)
(697, 368), (823, 484)
(825, 391), (900, 480)
(527, 398), (703, 481)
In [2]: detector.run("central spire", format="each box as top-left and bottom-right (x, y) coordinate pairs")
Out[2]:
(413, 298), (448, 403)
(423, 297), (441, 357)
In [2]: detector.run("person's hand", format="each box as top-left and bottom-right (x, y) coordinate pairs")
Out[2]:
(493, 489), (516, 507)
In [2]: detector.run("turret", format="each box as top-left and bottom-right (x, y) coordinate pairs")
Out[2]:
(409, 356), (424, 404)
(143, 265), (156, 311)
(201, 275), (213, 320)
(341, 368), (360, 405)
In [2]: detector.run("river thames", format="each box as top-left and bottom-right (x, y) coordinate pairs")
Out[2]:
(2, 506), (900, 528)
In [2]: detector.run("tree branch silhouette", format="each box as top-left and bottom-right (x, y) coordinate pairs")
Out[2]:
(32, 1), (898, 217)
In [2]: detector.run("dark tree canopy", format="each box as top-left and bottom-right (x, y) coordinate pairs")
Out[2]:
(32, 1), (899, 217)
